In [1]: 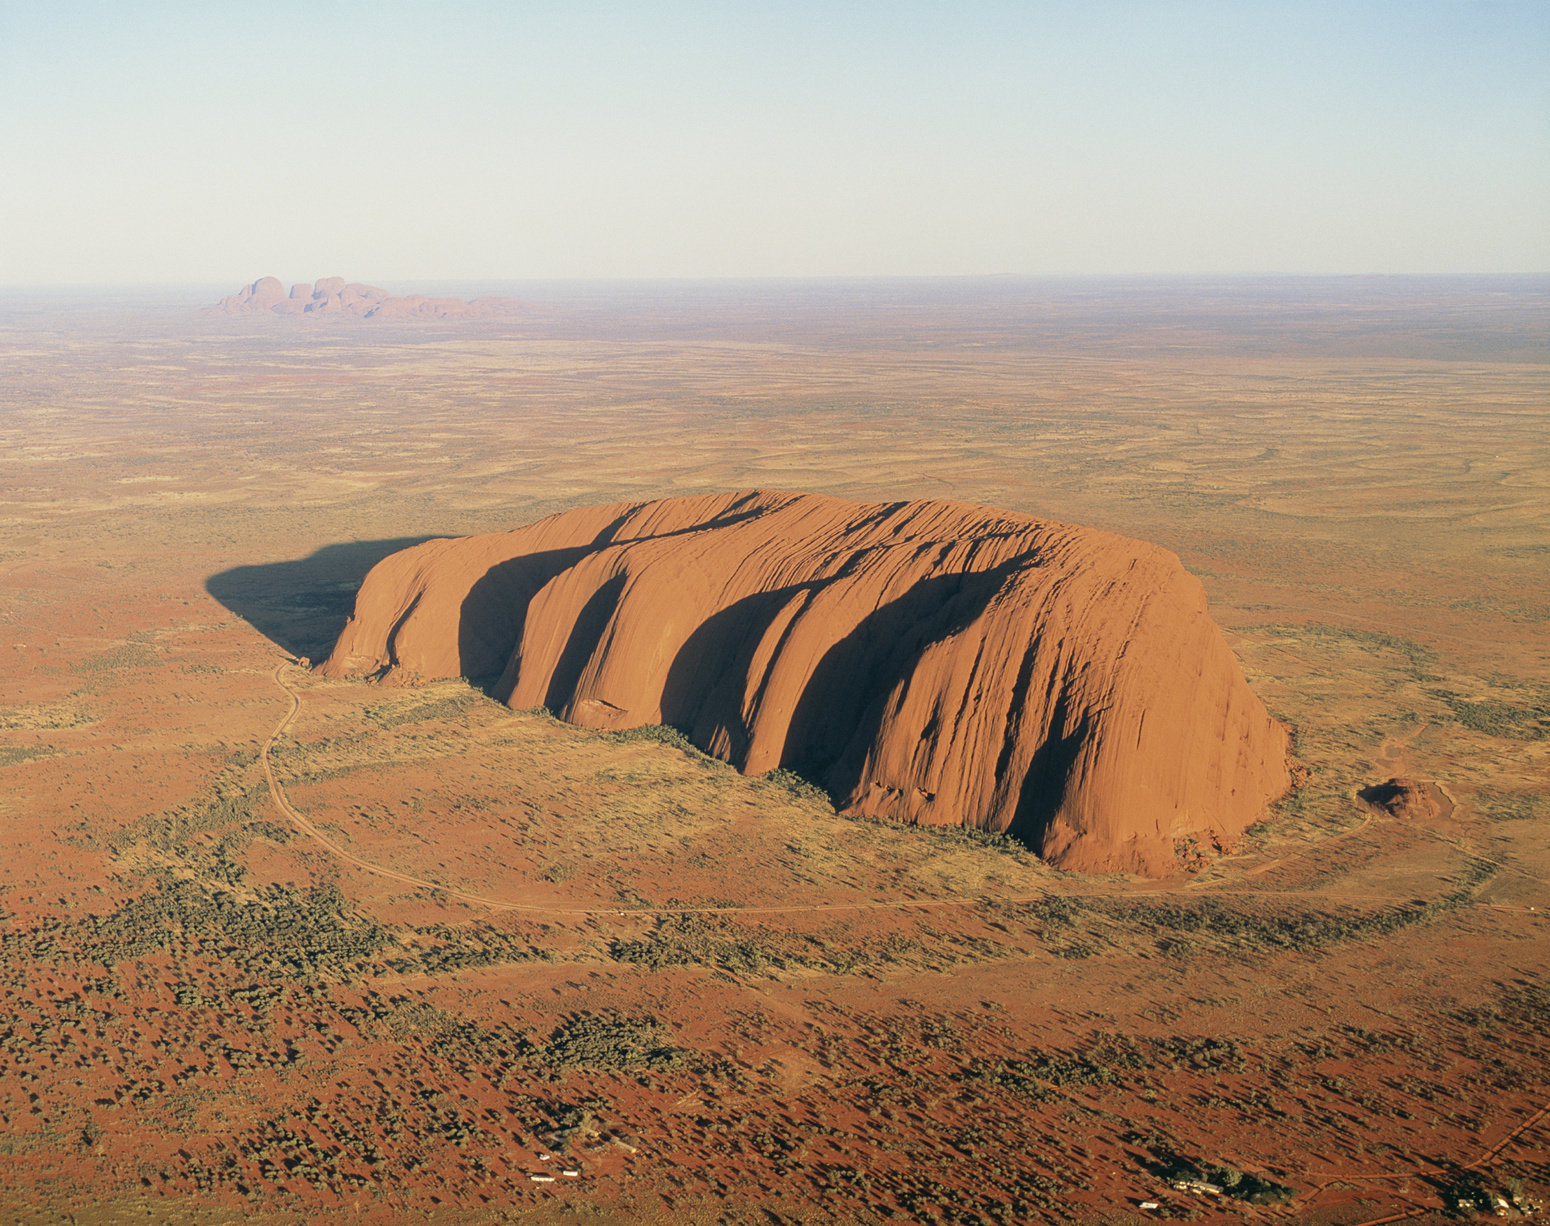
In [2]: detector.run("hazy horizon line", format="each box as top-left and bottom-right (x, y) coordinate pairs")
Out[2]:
(5, 271), (1548, 292)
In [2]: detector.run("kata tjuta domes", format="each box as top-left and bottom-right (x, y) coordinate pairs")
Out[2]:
(210, 276), (530, 320)
(321, 492), (1293, 877)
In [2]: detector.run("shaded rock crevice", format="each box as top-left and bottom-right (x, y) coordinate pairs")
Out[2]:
(321, 491), (1292, 876)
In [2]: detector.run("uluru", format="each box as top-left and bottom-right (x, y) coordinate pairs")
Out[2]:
(210, 276), (530, 319)
(321, 491), (1292, 876)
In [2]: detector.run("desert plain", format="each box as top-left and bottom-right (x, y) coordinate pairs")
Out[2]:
(0, 277), (1546, 1225)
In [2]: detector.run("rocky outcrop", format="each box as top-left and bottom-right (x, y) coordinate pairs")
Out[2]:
(321, 492), (1292, 875)
(1357, 778), (1454, 821)
(210, 277), (528, 319)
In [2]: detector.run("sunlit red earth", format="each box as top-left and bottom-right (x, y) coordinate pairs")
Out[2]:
(0, 278), (1545, 1225)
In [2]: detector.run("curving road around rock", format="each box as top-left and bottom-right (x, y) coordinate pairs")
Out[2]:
(261, 660), (1066, 919)
(262, 659), (1528, 918)
(257, 657), (1543, 1213)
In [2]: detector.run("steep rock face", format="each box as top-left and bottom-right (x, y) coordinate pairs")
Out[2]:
(210, 277), (529, 319)
(322, 492), (1291, 875)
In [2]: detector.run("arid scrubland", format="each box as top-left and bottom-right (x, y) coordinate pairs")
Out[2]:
(0, 278), (1545, 1225)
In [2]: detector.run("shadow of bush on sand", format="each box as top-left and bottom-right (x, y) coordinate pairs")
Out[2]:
(206, 537), (438, 660)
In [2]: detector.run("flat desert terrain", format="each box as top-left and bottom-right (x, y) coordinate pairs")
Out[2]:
(0, 278), (1546, 1225)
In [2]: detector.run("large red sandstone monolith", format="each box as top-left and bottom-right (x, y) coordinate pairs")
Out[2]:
(321, 492), (1291, 876)
(208, 278), (529, 319)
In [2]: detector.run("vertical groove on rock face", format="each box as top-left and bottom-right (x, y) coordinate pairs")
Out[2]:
(321, 490), (1292, 877)
(992, 626), (1042, 793)
(384, 592), (423, 673)
(547, 573), (629, 720)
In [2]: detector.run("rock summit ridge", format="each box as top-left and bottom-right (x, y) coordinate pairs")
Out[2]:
(211, 276), (529, 319)
(321, 491), (1292, 875)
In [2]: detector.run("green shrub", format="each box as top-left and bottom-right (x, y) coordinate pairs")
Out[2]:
(539, 1014), (683, 1071)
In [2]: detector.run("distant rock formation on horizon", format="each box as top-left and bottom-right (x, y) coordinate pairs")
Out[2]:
(320, 491), (1293, 877)
(210, 276), (530, 320)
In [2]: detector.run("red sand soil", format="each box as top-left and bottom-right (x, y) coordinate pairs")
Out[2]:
(0, 279), (1546, 1226)
(323, 491), (1290, 877)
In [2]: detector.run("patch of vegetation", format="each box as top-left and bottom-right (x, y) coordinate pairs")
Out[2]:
(1474, 789), (1546, 822)
(894, 1166), (1071, 1221)
(1095, 863), (1495, 956)
(611, 913), (783, 973)
(231, 983), (285, 1012)
(1086, 1032), (1248, 1075)
(1163, 1157), (1296, 1205)
(530, 1096), (624, 1152)
(1243, 622), (1438, 676)
(538, 1014), (683, 1072)
(920, 821), (1042, 860)
(1428, 690), (1549, 740)
(1020, 1049), (1120, 1088)
(386, 921), (542, 975)
(362, 694), (478, 729)
(759, 766), (832, 805)
(0, 744), (58, 768)
(242, 818), (294, 844)
(1457, 980), (1550, 1041)
(1026, 895), (1083, 928)
(115, 783), (265, 855)
(1436, 1169), (1494, 1217)
(65, 877), (391, 981)
(609, 912), (931, 975)
(605, 722), (698, 751)
(73, 640), (161, 677)
(0, 701), (89, 730)
(377, 999), (458, 1038)
(965, 1057), (1057, 1102)
(981, 895), (1100, 958)
(599, 722), (744, 778)
(977, 1033), (1252, 1108)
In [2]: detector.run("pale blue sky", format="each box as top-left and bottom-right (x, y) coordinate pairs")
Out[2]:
(2, 1), (1546, 283)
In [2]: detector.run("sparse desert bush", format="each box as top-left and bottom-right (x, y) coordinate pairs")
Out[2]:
(1096, 869), (1495, 958)
(1429, 690), (1549, 740)
(606, 722), (698, 751)
(69, 876), (391, 979)
(362, 693), (477, 729)
(1474, 789), (1546, 822)
(610, 912), (929, 975)
(1019, 1048), (1120, 1088)
(539, 1014), (683, 1071)
(387, 920), (539, 975)
(1244, 623), (1438, 676)
(1154, 1154), (1296, 1205)
(1437, 1170), (1493, 1217)
(759, 766), (832, 804)
(242, 818), (294, 844)
(1456, 980), (1550, 1041)
(610, 913), (786, 973)
(0, 744), (59, 768)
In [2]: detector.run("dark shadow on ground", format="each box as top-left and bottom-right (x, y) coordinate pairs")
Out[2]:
(206, 537), (440, 660)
